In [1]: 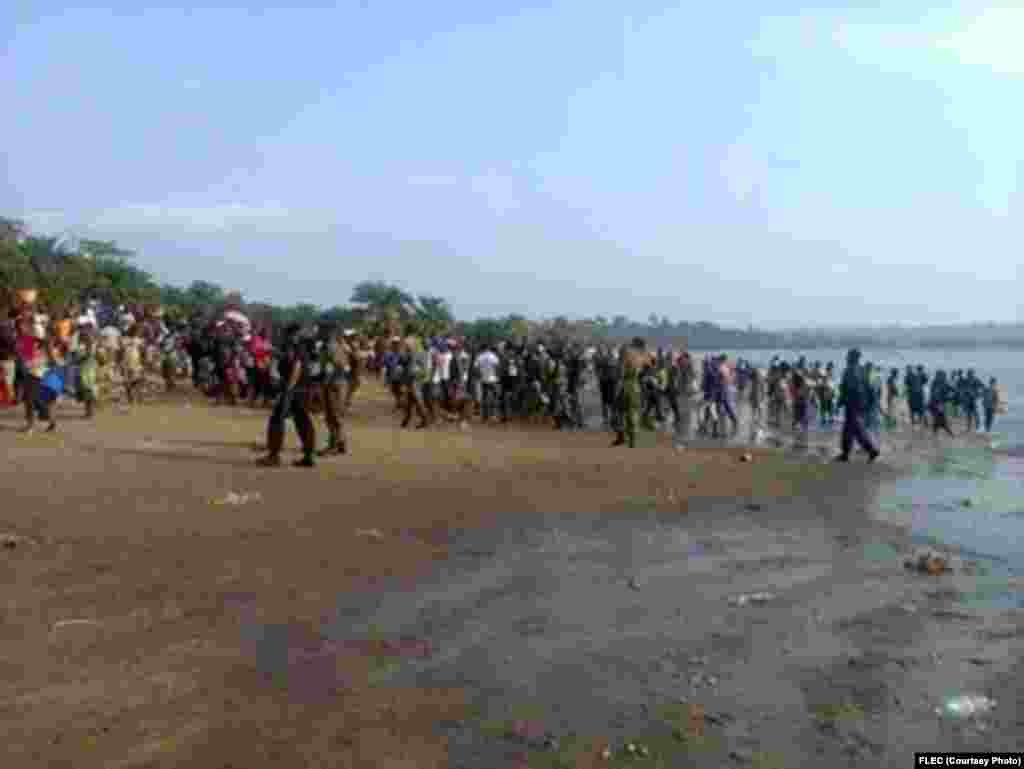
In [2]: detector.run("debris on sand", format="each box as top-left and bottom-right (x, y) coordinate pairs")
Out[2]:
(689, 672), (719, 689)
(622, 742), (650, 757)
(50, 618), (104, 649)
(728, 592), (776, 607)
(628, 577), (642, 591)
(670, 703), (706, 740)
(355, 528), (385, 542)
(1, 533), (32, 549)
(937, 695), (996, 718)
(211, 491), (263, 506)
(739, 453), (753, 463)
(904, 549), (952, 575)
(52, 619), (101, 631)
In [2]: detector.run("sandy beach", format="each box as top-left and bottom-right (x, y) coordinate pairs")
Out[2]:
(1, 382), (1021, 769)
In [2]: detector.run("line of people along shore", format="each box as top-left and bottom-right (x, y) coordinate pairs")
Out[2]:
(0, 301), (1006, 466)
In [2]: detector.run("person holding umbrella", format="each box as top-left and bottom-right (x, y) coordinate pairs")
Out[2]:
(258, 322), (317, 468)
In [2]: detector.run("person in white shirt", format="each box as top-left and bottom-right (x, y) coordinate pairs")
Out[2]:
(118, 306), (136, 333)
(475, 345), (500, 421)
(434, 341), (454, 414)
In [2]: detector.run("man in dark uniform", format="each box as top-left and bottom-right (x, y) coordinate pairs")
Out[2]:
(835, 348), (879, 463)
(961, 368), (982, 432)
(565, 344), (586, 429)
(259, 322), (317, 468)
(498, 343), (521, 422)
(595, 347), (612, 427)
(913, 364), (929, 428)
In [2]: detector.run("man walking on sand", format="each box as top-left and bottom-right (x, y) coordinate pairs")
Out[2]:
(318, 323), (349, 456)
(835, 348), (879, 463)
(259, 323), (317, 468)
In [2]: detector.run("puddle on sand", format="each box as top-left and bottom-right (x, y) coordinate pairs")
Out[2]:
(874, 445), (1024, 609)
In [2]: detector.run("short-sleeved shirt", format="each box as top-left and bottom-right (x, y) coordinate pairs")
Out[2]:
(279, 339), (314, 391)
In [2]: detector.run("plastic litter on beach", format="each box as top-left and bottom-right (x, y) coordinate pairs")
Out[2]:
(625, 742), (649, 756)
(355, 528), (385, 541)
(1, 533), (32, 549)
(51, 619), (101, 631)
(904, 549), (952, 575)
(211, 491), (263, 506)
(937, 695), (996, 718)
(729, 591), (777, 607)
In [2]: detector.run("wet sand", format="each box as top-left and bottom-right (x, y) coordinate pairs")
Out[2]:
(0, 383), (1021, 768)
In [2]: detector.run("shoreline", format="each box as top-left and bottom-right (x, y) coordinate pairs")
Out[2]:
(1, 384), (1020, 768)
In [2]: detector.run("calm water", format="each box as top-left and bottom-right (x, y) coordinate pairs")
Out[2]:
(728, 348), (1024, 583)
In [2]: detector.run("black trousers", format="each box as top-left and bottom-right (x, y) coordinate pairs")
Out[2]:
(840, 411), (877, 457)
(599, 379), (616, 422)
(642, 388), (664, 423)
(500, 378), (521, 421)
(266, 388), (315, 458)
(665, 391), (681, 424)
(481, 382), (500, 420)
(964, 403), (979, 431)
(23, 375), (51, 425)
(930, 404), (954, 437)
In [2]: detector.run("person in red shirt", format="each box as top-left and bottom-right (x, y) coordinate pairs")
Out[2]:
(16, 315), (57, 433)
(247, 329), (273, 408)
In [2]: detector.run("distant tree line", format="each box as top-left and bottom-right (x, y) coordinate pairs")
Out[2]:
(3, 217), (1021, 349)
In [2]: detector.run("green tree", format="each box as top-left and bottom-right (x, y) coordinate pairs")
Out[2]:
(79, 239), (135, 261)
(159, 284), (190, 307)
(416, 294), (454, 337)
(351, 281), (414, 315)
(92, 255), (158, 304)
(0, 217), (26, 244)
(0, 233), (33, 295)
(184, 281), (225, 307)
(20, 235), (73, 278)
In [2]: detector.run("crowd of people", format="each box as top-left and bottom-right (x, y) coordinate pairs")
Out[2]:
(0, 299), (1007, 465)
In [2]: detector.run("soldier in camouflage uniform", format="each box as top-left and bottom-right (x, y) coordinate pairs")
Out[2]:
(317, 323), (349, 456)
(343, 332), (363, 412)
(613, 338), (646, 448)
(399, 336), (429, 429)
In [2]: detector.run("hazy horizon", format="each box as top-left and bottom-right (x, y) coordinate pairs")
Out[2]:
(5, 3), (1022, 327)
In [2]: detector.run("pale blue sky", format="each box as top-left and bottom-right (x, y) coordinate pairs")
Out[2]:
(3, 2), (1021, 327)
